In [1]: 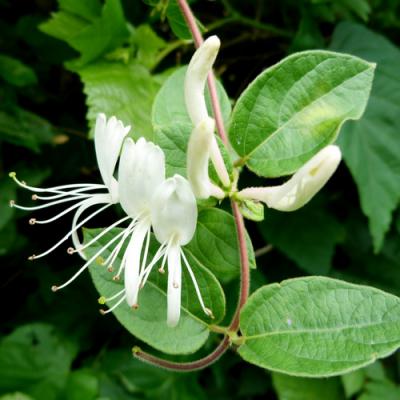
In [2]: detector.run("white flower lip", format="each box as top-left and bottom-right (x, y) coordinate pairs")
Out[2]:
(151, 175), (197, 246)
(238, 145), (342, 212)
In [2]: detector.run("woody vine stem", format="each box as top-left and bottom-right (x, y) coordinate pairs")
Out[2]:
(132, 0), (250, 371)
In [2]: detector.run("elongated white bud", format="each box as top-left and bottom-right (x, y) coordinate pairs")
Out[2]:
(238, 145), (342, 212)
(187, 117), (225, 199)
(184, 35), (220, 126)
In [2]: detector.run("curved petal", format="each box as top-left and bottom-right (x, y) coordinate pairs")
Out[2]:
(184, 36), (220, 126)
(118, 137), (165, 217)
(94, 114), (130, 199)
(151, 175), (197, 246)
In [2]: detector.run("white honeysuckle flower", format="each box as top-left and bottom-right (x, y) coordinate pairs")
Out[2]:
(187, 117), (225, 199)
(237, 145), (342, 212)
(185, 35), (230, 191)
(145, 175), (213, 327)
(9, 113), (130, 261)
(92, 137), (166, 315)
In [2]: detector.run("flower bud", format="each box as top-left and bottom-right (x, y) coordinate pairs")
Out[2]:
(187, 117), (225, 199)
(184, 35), (220, 126)
(238, 145), (342, 211)
(151, 175), (197, 246)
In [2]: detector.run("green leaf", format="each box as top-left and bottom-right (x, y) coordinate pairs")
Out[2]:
(341, 369), (365, 398)
(165, 0), (191, 40)
(40, 0), (128, 66)
(185, 208), (256, 284)
(258, 200), (344, 275)
(238, 198), (264, 222)
(238, 276), (400, 377)
(131, 25), (166, 69)
(77, 61), (161, 140)
(0, 324), (76, 399)
(153, 67), (231, 176)
(229, 50), (375, 177)
(330, 22), (400, 252)
(0, 55), (37, 87)
(64, 370), (98, 400)
(0, 393), (34, 400)
(0, 109), (54, 152)
(359, 381), (400, 400)
(272, 372), (343, 400)
(85, 228), (226, 354)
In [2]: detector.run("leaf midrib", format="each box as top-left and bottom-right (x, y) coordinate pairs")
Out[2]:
(244, 65), (370, 158)
(243, 319), (400, 340)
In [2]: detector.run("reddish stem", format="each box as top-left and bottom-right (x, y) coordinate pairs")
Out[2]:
(133, 336), (230, 372)
(134, 0), (250, 372)
(177, 0), (229, 145)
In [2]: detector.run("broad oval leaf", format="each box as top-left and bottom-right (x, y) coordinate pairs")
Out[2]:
(85, 228), (226, 355)
(186, 208), (256, 284)
(238, 276), (400, 377)
(330, 22), (400, 252)
(229, 50), (375, 177)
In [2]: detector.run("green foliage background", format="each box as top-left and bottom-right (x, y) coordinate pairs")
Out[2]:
(1, 0), (400, 398)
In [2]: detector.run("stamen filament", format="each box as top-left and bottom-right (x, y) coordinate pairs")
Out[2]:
(72, 215), (131, 253)
(52, 228), (130, 291)
(100, 294), (127, 315)
(33, 199), (89, 224)
(12, 195), (89, 212)
(33, 186), (106, 201)
(181, 249), (211, 317)
(9, 173), (105, 194)
(32, 203), (111, 260)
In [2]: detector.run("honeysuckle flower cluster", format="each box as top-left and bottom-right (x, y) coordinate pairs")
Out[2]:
(10, 34), (343, 329)
(10, 112), (216, 327)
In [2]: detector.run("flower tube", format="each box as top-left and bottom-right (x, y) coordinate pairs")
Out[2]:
(237, 145), (342, 212)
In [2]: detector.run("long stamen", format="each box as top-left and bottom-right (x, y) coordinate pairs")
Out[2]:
(98, 289), (125, 304)
(70, 215), (131, 254)
(140, 226), (151, 275)
(100, 294), (127, 315)
(139, 242), (168, 288)
(31, 203), (111, 260)
(181, 249), (213, 318)
(9, 172), (105, 194)
(33, 186), (106, 201)
(52, 228), (129, 291)
(11, 195), (89, 212)
(102, 220), (137, 269)
(32, 198), (89, 224)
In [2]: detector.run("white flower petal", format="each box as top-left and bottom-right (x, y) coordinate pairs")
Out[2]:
(184, 36), (220, 126)
(94, 114), (130, 199)
(124, 221), (149, 308)
(151, 175), (197, 246)
(238, 145), (342, 211)
(118, 137), (165, 217)
(167, 243), (182, 328)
